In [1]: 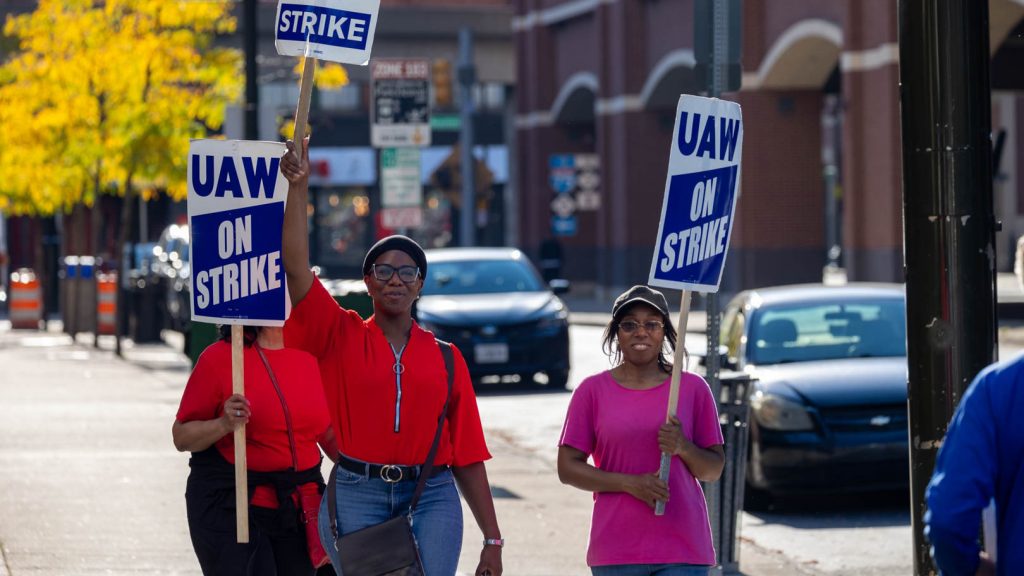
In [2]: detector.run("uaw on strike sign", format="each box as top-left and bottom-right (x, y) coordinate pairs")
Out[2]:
(649, 95), (743, 293)
(188, 140), (290, 326)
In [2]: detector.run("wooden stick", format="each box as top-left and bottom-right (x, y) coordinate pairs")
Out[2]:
(232, 324), (249, 543)
(655, 291), (692, 516)
(292, 56), (317, 158)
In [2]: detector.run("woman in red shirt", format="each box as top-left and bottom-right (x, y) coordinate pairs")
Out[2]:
(173, 325), (337, 575)
(280, 139), (504, 576)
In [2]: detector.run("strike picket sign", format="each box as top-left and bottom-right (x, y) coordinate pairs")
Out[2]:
(648, 95), (743, 517)
(648, 94), (743, 293)
(274, 0), (381, 66)
(187, 139), (291, 327)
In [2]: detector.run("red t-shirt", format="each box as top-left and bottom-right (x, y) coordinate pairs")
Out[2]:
(284, 277), (491, 467)
(177, 341), (330, 506)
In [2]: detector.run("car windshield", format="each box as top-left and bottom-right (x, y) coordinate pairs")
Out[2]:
(749, 298), (906, 365)
(423, 258), (545, 295)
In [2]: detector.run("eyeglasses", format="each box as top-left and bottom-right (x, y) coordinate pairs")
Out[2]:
(618, 320), (665, 334)
(371, 264), (420, 283)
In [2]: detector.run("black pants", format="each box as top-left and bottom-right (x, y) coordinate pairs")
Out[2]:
(186, 486), (314, 576)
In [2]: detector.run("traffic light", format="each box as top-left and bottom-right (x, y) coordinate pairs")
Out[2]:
(432, 58), (453, 109)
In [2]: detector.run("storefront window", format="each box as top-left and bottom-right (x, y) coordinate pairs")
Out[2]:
(311, 186), (371, 276)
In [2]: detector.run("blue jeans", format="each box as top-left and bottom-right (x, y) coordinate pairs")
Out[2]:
(591, 564), (711, 576)
(318, 462), (463, 576)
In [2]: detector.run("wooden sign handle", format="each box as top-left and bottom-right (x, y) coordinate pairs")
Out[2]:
(655, 291), (692, 516)
(293, 57), (317, 158)
(232, 324), (249, 543)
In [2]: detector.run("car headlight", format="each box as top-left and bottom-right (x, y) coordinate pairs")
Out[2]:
(536, 307), (568, 331)
(750, 390), (815, 431)
(535, 299), (569, 330)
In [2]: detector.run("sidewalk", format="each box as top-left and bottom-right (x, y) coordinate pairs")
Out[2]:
(0, 323), (803, 576)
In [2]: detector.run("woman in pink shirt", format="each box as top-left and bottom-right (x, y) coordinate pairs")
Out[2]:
(558, 285), (725, 576)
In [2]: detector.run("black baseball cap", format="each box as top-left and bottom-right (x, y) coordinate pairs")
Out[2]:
(612, 285), (670, 320)
(362, 235), (427, 278)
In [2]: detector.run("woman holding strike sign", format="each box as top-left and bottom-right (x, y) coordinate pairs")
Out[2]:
(557, 286), (725, 576)
(173, 324), (338, 576)
(279, 139), (503, 576)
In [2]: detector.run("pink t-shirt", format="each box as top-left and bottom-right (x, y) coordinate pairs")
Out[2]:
(559, 370), (724, 567)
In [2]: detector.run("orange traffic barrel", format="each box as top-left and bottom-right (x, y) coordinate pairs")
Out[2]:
(97, 272), (117, 335)
(9, 268), (42, 330)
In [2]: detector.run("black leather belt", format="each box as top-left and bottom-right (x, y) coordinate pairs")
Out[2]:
(337, 454), (450, 483)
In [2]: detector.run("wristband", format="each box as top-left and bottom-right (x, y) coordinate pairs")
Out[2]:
(483, 538), (505, 548)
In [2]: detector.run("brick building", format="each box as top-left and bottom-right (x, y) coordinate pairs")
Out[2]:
(514, 0), (1024, 300)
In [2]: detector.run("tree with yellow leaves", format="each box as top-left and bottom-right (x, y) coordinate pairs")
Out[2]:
(0, 0), (242, 215)
(0, 0), (241, 350)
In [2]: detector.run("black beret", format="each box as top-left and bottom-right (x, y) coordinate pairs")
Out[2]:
(362, 235), (427, 278)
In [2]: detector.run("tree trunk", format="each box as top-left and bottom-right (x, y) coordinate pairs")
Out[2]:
(114, 178), (135, 357)
(91, 187), (103, 348)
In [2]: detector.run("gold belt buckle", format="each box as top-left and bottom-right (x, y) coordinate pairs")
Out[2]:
(380, 465), (403, 483)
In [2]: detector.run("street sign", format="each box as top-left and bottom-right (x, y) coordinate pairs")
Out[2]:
(552, 215), (577, 237)
(372, 59), (431, 147)
(187, 140), (290, 326)
(550, 193), (576, 218)
(380, 206), (423, 229)
(574, 153), (601, 211)
(648, 95), (743, 293)
(274, 0), (381, 66)
(430, 113), (461, 131)
(549, 153), (601, 211)
(380, 147), (422, 207)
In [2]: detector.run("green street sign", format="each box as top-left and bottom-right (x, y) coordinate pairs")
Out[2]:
(430, 114), (462, 131)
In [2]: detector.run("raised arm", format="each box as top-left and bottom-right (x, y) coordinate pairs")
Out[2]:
(280, 138), (314, 305)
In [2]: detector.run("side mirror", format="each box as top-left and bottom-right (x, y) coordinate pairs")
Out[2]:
(549, 278), (571, 294)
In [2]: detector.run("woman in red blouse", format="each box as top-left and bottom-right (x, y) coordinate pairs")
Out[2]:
(173, 325), (338, 575)
(280, 139), (504, 576)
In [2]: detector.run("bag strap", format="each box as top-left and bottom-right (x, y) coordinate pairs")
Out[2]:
(255, 344), (299, 470)
(329, 338), (455, 545)
(410, 339), (454, 510)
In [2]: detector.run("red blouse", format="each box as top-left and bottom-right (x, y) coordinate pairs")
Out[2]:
(177, 342), (330, 472)
(284, 277), (491, 467)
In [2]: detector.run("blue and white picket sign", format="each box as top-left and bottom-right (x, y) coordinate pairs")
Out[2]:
(275, 0), (381, 66)
(187, 140), (291, 326)
(648, 95), (743, 293)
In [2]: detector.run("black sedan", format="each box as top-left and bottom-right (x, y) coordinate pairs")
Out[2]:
(417, 248), (571, 388)
(719, 283), (908, 499)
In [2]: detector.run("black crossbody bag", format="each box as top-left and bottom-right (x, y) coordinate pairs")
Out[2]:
(328, 339), (455, 576)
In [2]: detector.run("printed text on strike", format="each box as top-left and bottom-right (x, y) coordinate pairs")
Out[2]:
(194, 215), (282, 309)
(658, 176), (730, 272)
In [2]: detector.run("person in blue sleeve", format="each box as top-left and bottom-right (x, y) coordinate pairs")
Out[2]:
(924, 355), (1024, 576)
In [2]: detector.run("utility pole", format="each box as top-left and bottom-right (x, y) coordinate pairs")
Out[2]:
(694, 1), (742, 572)
(458, 27), (476, 247)
(898, 2), (996, 574)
